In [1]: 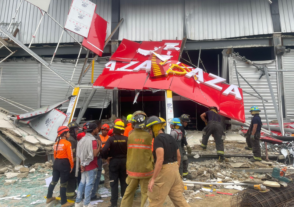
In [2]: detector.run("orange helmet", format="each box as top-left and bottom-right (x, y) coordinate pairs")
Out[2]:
(101, 124), (110, 131)
(57, 126), (69, 136)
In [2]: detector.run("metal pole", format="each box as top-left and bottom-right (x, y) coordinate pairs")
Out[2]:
(197, 47), (201, 68)
(28, 13), (45, 48)
(99, 91), (108, 120)
(264, 66), (283, 135)
(0, 95), (34, 110)
(76, 89), (96, 124)
(7, 0), (24, 31)
(50, 30), (64, 65)
(0, 51), (17, 64)
(234, 60), (240, 87)
(71, 46), (83, 81)
(218, 55), (220, 76)
(78, 50), (90, 84)
(0, 97), (28, 112)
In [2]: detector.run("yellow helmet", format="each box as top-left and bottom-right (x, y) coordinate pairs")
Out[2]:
(126, 114), (133, 121)
(114, 121), (125, 130)
(159, 117), (166, 129)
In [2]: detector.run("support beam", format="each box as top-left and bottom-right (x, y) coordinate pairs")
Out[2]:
(76, 89), (96, 124)
(165, 90), (174, 134)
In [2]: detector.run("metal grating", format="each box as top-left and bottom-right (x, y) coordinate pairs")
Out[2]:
(119, 0), (184, 41)
(0, 0), (111, 44)
(185, 0), (274, 40)
(282, 50), (294, 117)
(228, 57), (278, 122)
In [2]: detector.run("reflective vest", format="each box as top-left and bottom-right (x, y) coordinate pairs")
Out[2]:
(126, 129), (154, 178)
(100, 134), (109, 148)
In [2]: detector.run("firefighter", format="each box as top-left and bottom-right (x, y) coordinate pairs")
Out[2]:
(245, 106), (262, 162)
(100, 124), (110, 188)
(200, 106), (225, 162)
(169, 118), (184, 177)
(121, 111), (153, 207)
(146, 116), (190, 207)
(46, 126), (74, 207)
(124, 114), (133, 136)
(101, 121), (128, 207)
(180, 114), (192, 180)
(67, 122), (79, 200)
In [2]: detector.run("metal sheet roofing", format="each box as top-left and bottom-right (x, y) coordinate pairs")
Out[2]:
(0, 0), (111, 44)
(185, 0), (274, 40)
(278, 0), (294, 33)
(119, 0), (184, 41)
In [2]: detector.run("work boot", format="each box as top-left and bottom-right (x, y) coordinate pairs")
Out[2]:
(46, 197), (56, 204)
(75, 202), (83, 207)
(61, 202), (74, 207)
(218, 155), (229, 163)
(245, 146), (252, 150)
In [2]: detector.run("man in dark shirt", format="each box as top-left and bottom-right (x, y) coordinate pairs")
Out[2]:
(146, 116), (189, 207)
(200, 106), (225, 162)
(180, 114), (192, 180)
(101, 121), (128, 207)
(245, 106), (262, 162)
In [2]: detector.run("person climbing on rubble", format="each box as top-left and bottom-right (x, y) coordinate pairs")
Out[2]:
(200, 106), (226, 162)
(180, 114), (192, 180)
(146, 116), (190, 207)
(67, 122), (79, 200)
(245, 106), (262, 162)
(124, 114), (133, 136)
(169, 118), (184, 177)
(75, 123), (101, 207)
(101, 121), (128, 207)
(46, 126), (74, 207)
(121, 111), (153, 207)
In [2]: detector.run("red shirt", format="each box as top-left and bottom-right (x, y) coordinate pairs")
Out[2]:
(84, 140), (98, 171)
(77, 132), (86, 141)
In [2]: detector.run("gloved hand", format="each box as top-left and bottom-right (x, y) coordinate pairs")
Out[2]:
(187, 145), (192, 155)
(250, 134), (255, 140)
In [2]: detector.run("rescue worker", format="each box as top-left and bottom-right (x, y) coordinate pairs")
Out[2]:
(67, 122), (79, 200)
(146, 116), (190, 207)
(180, 114), (192, 180)
(124, 114), (133, 136)
(100, 124), (110, 188)
(170, 118), (184, 177)
(46, 126), (74, 207)
(245, 106), (262, 162)
(108, 119), (122, 137)
(121, 111), (153, 207)
(101, 121), (128, 207)
(200, 106), (225, 162)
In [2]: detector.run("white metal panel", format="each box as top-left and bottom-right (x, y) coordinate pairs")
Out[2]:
(228, 58), (278, 122)
(0, 61), (39, 114)
(185, 0), (274, 40)
(0, 0), (111, 44)
(41, 60), (112, 108)
(278, 0), (294, 33)
(282, 50), (294, 117)
(119, 0), (184, 41)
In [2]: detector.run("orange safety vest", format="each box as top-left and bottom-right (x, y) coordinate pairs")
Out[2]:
(99, 134), (109, 148)
(124, 123), (133, 137)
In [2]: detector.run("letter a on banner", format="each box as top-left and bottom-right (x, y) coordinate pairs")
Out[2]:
(26, 0), (52, 12)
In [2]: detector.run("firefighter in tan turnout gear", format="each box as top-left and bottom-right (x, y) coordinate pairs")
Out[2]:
(121, 111), (153, 207)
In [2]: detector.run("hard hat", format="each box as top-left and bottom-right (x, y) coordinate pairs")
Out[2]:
(169, 118), (182, 126)
(68, 121), (79, 129)
(132, 110), (147, 117)
(126, 114), (133, 121)
(159, 117), (167, 129)
(180, 114), (191, 122)
(132, 114), (146, 129)
(146, 116), (165, 128)
(114, 119), (122, 124)
(57, 126), (69, 136)
(114, 121), (125, 130)
(250, 106), (261, 112)
(101, 124), (110, 131)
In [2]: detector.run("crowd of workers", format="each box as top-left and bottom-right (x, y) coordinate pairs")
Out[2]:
(45, 105), (262, 207)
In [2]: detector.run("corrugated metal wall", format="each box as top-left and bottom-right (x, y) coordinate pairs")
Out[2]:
(228, 58), (278, 122)
(119, 0), (184, 41)
(41, 60), (112, 109)
(282, 50), (294, 117)
(0, 61), (40, 114)
(185, 0), (274, 40)
(278, 0), (294, 33)
(0, 0), (111, 44)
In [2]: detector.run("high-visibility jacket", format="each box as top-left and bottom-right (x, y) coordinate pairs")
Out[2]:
(126, 129), (154, 179)
(53, 139), (74, 169)
(100, 134), (109, 148)
(124, 123), (133, 137)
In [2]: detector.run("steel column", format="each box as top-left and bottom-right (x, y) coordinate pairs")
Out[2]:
(76, 89), (96, 124)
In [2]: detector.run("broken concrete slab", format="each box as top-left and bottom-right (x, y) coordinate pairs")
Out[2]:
(5, 172), (19, 178)
(0, 167), (8, 174)
(19, 167), (29, 173)
(17, 172), (28, 179)
(0, 135), (25, 165)
(230, 163), (250, 168)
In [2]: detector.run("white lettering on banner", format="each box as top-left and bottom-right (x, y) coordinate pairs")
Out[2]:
(117, 61), (138, 71)
(223, 85), (242, 100)
(185, 68), (204, 82)
(134, 60), (151, 72)
(164, 43), (180, 51)
(105, 61), (116, 71)
(204, 73), (226, 91)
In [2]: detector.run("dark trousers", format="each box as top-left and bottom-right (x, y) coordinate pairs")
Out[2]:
(47, 159), (70, 205)
(246, 133), (261, 159)
(201, 121), (224, 155)
(109, 158), (127, 205)
(66, 164), (76, 199)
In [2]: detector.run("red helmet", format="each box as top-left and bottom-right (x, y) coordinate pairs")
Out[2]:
(83, 123), (88, 130)
(101, 124), (110, 131)
(57, 126), (69, 136)
(114, 119), (122, 124)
